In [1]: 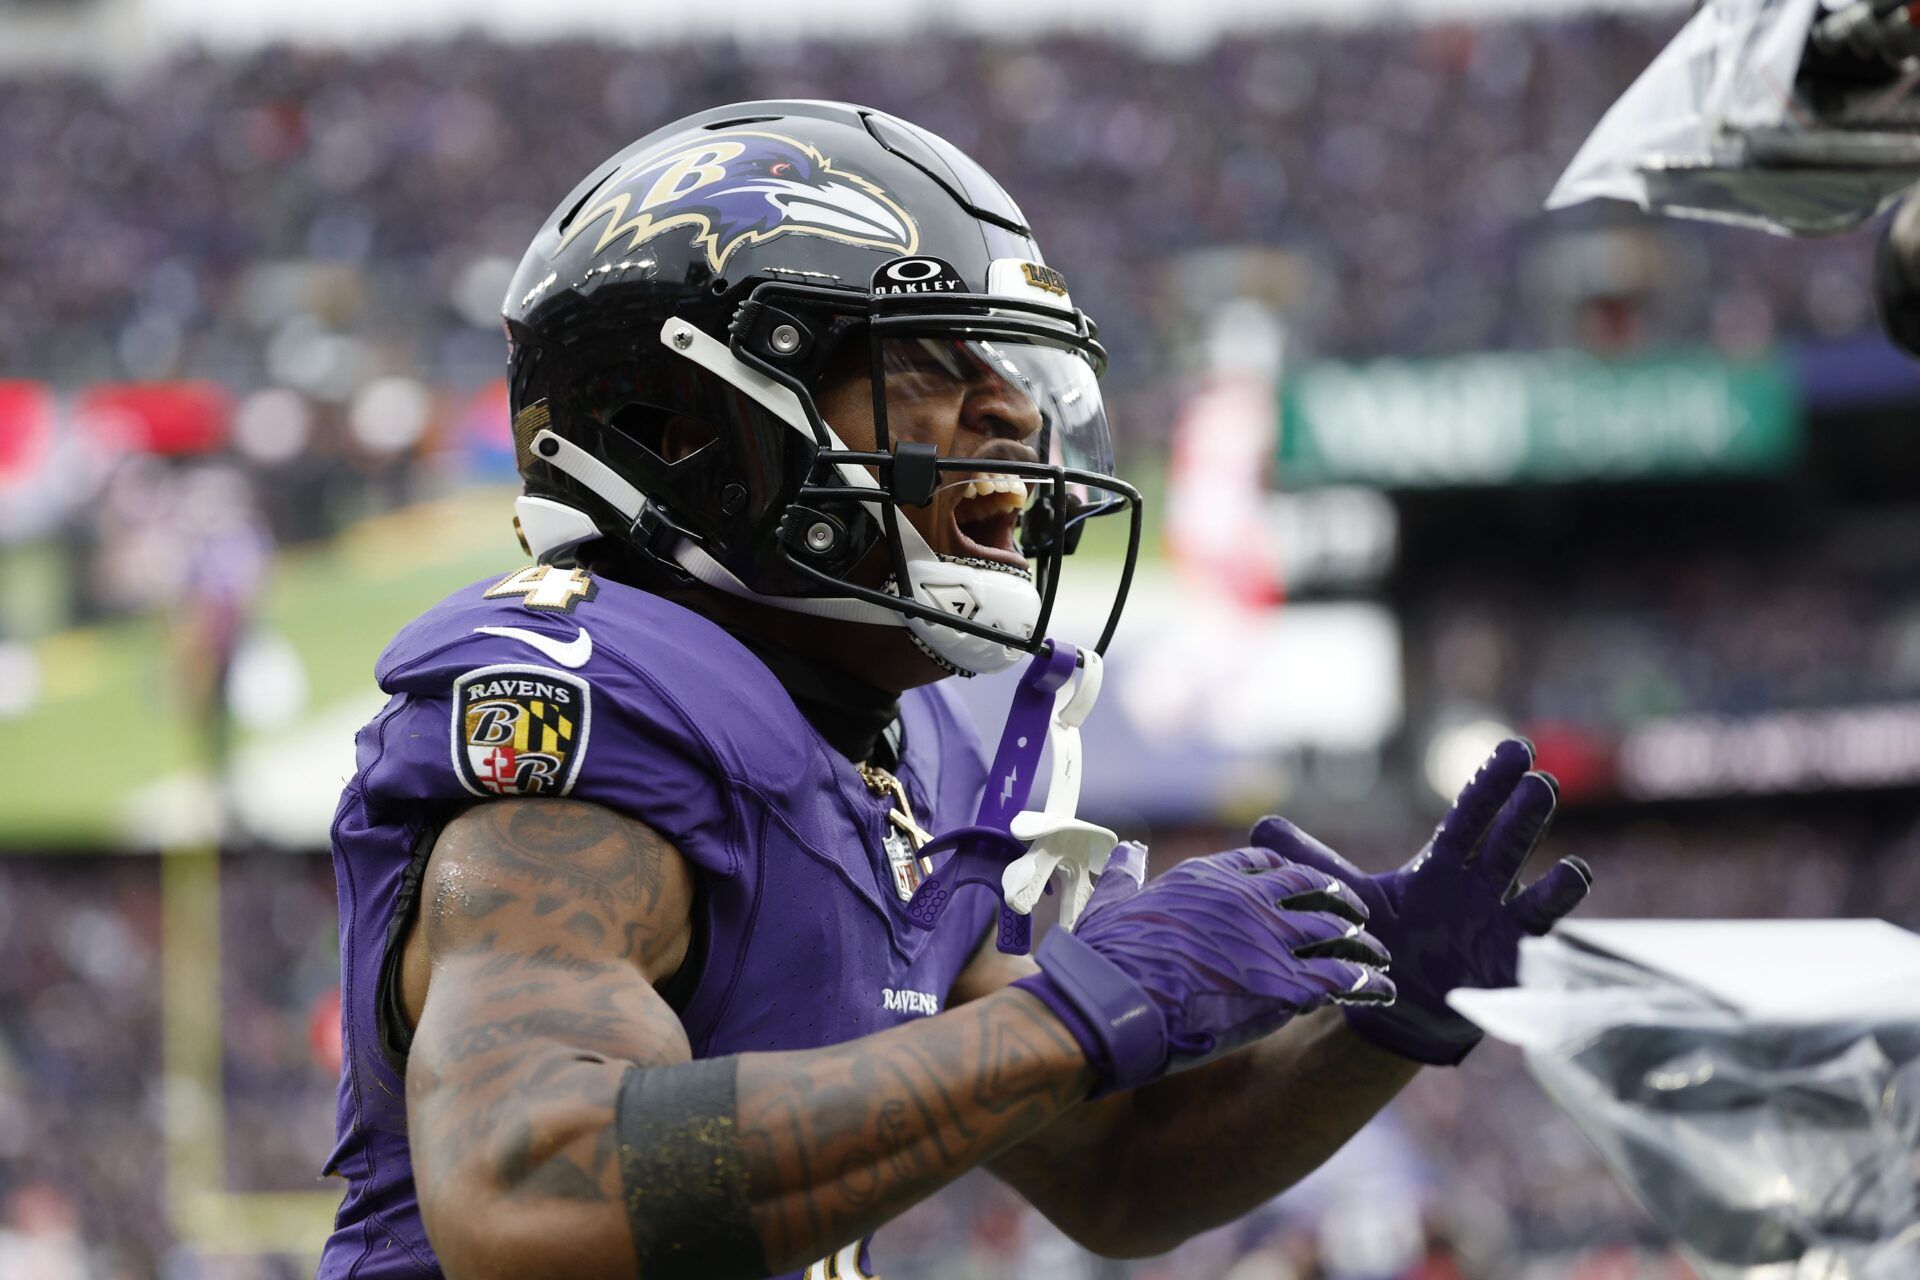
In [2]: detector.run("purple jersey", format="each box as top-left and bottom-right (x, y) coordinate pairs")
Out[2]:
(318, 565), (998, 1279)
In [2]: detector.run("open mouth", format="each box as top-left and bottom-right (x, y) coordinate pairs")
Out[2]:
(947, 476), (1030, 572)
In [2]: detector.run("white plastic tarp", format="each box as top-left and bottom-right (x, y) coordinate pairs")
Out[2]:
(1548, 0), (1920, 234)
(1450, 920), (1920, 1279)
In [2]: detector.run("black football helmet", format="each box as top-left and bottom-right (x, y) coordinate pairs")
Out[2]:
(502, 99), (1140, 675)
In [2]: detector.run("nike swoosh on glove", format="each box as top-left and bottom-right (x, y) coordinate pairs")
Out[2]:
(1251, 737), (1593, 1066)
(1014, 842), (1396, 1097)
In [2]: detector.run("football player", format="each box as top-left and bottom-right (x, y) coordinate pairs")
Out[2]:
(317, 101), (1592, 1280)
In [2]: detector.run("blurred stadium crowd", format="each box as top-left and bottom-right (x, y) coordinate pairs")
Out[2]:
(2, 14), (1895, 639)
(0, 17), (1882, 398)
(5, 9), (1920, 1280)
(1417, 545), (1920, 745)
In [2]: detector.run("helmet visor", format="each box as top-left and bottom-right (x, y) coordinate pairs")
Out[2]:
(787, 322), (1142, 659)
(875, 336), (1121, 551)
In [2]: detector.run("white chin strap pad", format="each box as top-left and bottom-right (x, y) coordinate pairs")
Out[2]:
(900, 555), (1039, 675)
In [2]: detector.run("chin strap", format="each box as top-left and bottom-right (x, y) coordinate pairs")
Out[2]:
(673, 539), (907, 626)
(1001, 650), (1114, 929)
(903, 642), (1119, 953)
(522, 425), (904, 624)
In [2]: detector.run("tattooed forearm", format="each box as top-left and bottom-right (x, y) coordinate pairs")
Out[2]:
(608, 988), (1091, 1279)
(1107, 1010), (1419, 1249)
(735, 988), (1090, 1272)
(1200, 1009), (1417, 1183)
(990, 1005), (1422, 1256)
(405, 798), (1093, 1280)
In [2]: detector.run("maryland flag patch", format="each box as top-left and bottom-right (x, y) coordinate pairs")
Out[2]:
(452, 664), (591, 798)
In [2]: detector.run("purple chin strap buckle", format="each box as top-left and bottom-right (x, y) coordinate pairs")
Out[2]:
(904, 640), (1080, 954)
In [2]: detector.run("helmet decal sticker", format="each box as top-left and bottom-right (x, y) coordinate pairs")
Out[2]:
(871, 256), (965, 296)
(556, 130), (920, 272)
(1020, 262), (1069, 297)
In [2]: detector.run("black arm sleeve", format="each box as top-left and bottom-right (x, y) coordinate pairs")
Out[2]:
(1874, 216), (1920, 358)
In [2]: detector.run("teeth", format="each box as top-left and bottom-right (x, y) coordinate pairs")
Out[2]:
(958, 477), (1027, 503)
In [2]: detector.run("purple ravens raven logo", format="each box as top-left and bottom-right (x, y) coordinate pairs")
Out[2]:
(556, 130), (919, 273)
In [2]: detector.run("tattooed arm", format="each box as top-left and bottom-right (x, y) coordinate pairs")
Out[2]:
(958, 748), (1590, 1258)
(401, 798), (1092, 1280)
(954, 943), (1421, 1258)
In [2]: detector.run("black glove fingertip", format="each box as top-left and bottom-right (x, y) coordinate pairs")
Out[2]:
(1509, 855), (1594, 935)
(1293, 934), (1389, 968)
(1332, 967), (1397, 1006)
(1278, 887), (1368, 927)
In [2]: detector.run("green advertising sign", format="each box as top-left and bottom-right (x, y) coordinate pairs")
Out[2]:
(1276, 350), (1801, 488)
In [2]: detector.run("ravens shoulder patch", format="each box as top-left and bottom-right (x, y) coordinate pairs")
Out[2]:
(452, 663), (591, 797)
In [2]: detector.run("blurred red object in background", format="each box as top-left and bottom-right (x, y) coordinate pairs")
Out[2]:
(1524, 720), (1617, 803)
(308, 986), (343, 1077)
(0, 380), (53, 484)
(78, 381), (232, 456)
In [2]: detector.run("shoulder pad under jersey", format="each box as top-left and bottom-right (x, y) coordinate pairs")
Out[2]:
(367, 565), (825, 814)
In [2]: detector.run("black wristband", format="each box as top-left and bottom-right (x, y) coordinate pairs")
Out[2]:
(616, 1059), (765, 1280)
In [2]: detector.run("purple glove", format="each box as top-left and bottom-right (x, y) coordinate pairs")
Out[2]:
(1251, 738), (1593, 1067)
(1014, 841), (1396, 1097)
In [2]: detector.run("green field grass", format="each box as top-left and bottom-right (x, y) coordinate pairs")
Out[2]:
(6, 488), (526, 848)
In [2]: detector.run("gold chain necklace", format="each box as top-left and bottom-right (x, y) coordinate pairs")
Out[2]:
(857, 761), (935, 900)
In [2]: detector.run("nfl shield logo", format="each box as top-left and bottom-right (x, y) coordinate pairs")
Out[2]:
(883, 826), (928, 901)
